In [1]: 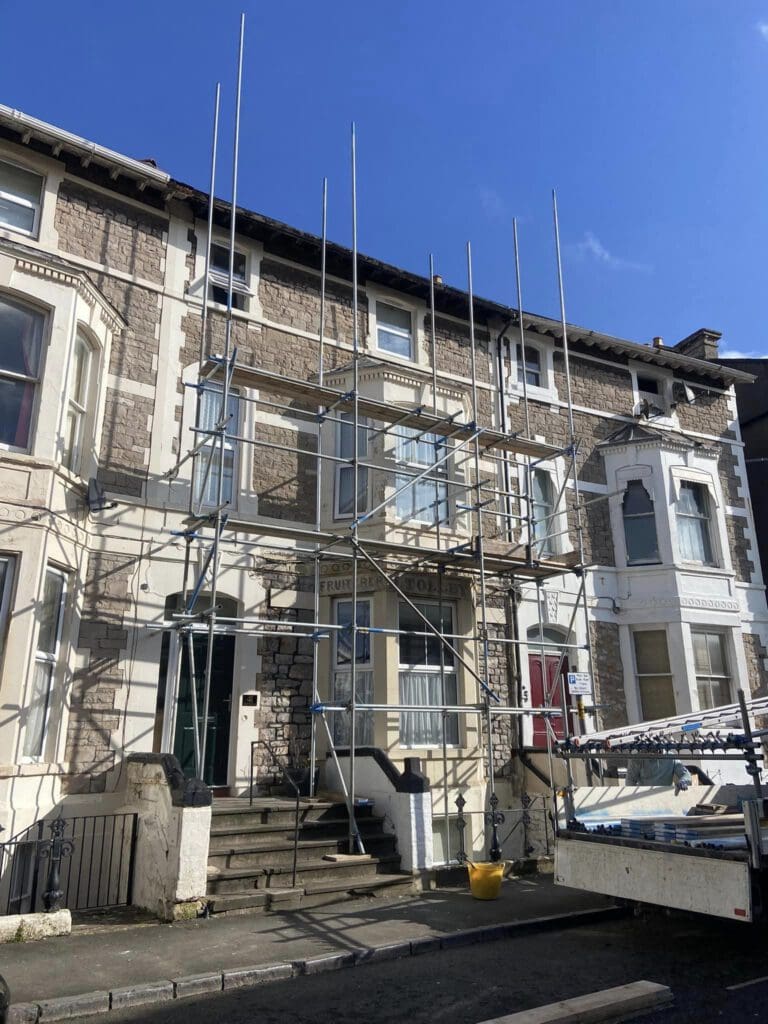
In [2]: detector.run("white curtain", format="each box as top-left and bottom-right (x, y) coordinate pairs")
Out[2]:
(399, 671), (458, 746)
(332, 670), (373, 746)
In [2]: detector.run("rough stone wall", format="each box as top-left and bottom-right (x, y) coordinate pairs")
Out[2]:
(259, 258), (367, 346)
(556, 354), (633, 416)
(579, 499), (615, 567)
(252, 421), (317, 522)
(676, 389), (732, 436)
(743, 633), (768, 697)
(429, 316), (492, 383)
(590, 621), (627, 730)
(64, 551), (134, 793)
(726, 515), (754, 583)
(97, 388), (152, 497)
(250, 569), (314, 792)
(717, 441), (745, 508)
(54, 180), (167, 283)
(484, 596), (517, 780)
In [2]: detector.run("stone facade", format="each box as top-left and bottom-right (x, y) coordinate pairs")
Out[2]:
(0, 111), (766, 844)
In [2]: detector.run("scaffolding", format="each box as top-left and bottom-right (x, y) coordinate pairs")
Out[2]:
(162, 13), (598, 862)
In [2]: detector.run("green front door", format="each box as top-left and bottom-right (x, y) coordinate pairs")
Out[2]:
(173, 632), (235, 787)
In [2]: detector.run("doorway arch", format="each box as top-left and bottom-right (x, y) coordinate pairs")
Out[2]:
(526, 624), (576, 748)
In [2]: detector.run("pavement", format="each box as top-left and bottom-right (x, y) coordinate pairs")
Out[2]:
(0, 876), (617, 1016)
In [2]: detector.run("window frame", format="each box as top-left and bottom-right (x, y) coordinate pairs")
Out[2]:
(334, 412), (369, 520)
(691, 629), (731, 710)
(394, 426), (450, 526)
(516, 342), (542, 388)
(631, 365), (673, 418)
(530, 467), (557, 557)
(675, 479), (716, 567)
(397, 599), (459, 749)
(0, 554), (15, 668)
(193, 384), (240, 512)
(24, 565), (67, 761)
(0, 291), (47, 453)
(374, 300), (415, 361)
(331, 597), (373, 746)
(622, 479), (661, 566)
(208, 241), (251, 311)
(62, 327), (96, 474)
(631, 627), (677, 722)
(0, 157), (44, 239)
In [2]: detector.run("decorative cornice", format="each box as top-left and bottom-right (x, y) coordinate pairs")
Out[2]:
(1, 241), (127, 333)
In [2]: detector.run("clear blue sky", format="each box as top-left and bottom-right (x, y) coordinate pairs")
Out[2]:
(3, 1), (768, 355)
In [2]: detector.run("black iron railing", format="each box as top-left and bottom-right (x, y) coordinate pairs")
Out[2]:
(250, 739), (301, 888)
(0, 813), (138, 916)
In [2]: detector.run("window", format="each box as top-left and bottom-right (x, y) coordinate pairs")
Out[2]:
(0, 556), (14, 665)
(62, 330), (94, 472)
(636, 373), (668, 414)
(376, 302), (412, 359)
(399, 601), (458, 747)
(395, 427), (449, 525)
(636, 375), (660, 396)
(335, 413), (368, 518)
(193, 385), (239, 508)
(24, 567), (66, 759)
(0, 295), (45, 449)
(676, 481), (714, 565)
(209, 243), (248, 310)
(517, 344), (541, 387)
(530, 469), (555, 556)
(0, 159), (43, 236)
(692, 631), (731, 710)
(332, 599), (373, 746)
(622, 480), (660, 565)
(633, 629), (676, 721)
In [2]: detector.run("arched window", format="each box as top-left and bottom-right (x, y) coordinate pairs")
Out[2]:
(0, 294), (45, 449)
(622, 480), (660, 565)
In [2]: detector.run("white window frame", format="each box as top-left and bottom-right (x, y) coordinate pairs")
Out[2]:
(394, 426), (450, 526)
(0, 555), (15, 667)
(631, 626), (677, 722)
(0, 157), (44, 239)
(674, 478), (717, 567)
(0, 292), (47, 453)
(193, 384), (240, 512)
(24, 565), (67, 761)
(62, 327), (96, 474)
(331, 597), (373, 746)
(208, 241), (252, 311)
(334, 413), (369, 520)
(373, 299), (414, 360)
(630, 364), (674, 419)
(520, 461), (567, 558)
(690, 629), (732, 711)
(507, 335), (558, 404)
(621, 479), (661, 566)
(398, 599), (459, 749)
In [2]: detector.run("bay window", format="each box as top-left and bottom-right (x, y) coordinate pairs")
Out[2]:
(0, 294), (45, 449)
(24, 567), (66, 759)
(399, 601), (458, 747)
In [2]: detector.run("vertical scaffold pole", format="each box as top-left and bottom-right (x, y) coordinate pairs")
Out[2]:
(466, 242), (498, 854)
(309, 177), (328, 799)
(551, 190), (598, 732)
(349, 122), (361, 853)
(200, 13), (245, 777)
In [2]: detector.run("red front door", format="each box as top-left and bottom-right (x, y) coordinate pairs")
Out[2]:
(529, 653), (572, 747)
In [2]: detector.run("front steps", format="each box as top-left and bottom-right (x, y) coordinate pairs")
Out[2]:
(205, 797), (414, 915)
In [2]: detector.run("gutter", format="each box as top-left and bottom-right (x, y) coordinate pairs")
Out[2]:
(0, 104), (170, 187)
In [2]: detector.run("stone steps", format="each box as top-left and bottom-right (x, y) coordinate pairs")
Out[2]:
(205, 798), (411, 915)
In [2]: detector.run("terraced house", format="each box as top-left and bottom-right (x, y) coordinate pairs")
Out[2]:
(0, 104), (766, 913)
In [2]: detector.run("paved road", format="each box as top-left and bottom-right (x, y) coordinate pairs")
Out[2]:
(102, 909), (768, 1024)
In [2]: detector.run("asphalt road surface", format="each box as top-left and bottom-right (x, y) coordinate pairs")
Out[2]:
(103, 910), (768, 1024)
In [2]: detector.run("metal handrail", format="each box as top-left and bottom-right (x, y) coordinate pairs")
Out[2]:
(249, 739), (300, 889)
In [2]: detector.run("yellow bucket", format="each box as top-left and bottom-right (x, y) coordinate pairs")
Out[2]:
(467, 861), (504, 900)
